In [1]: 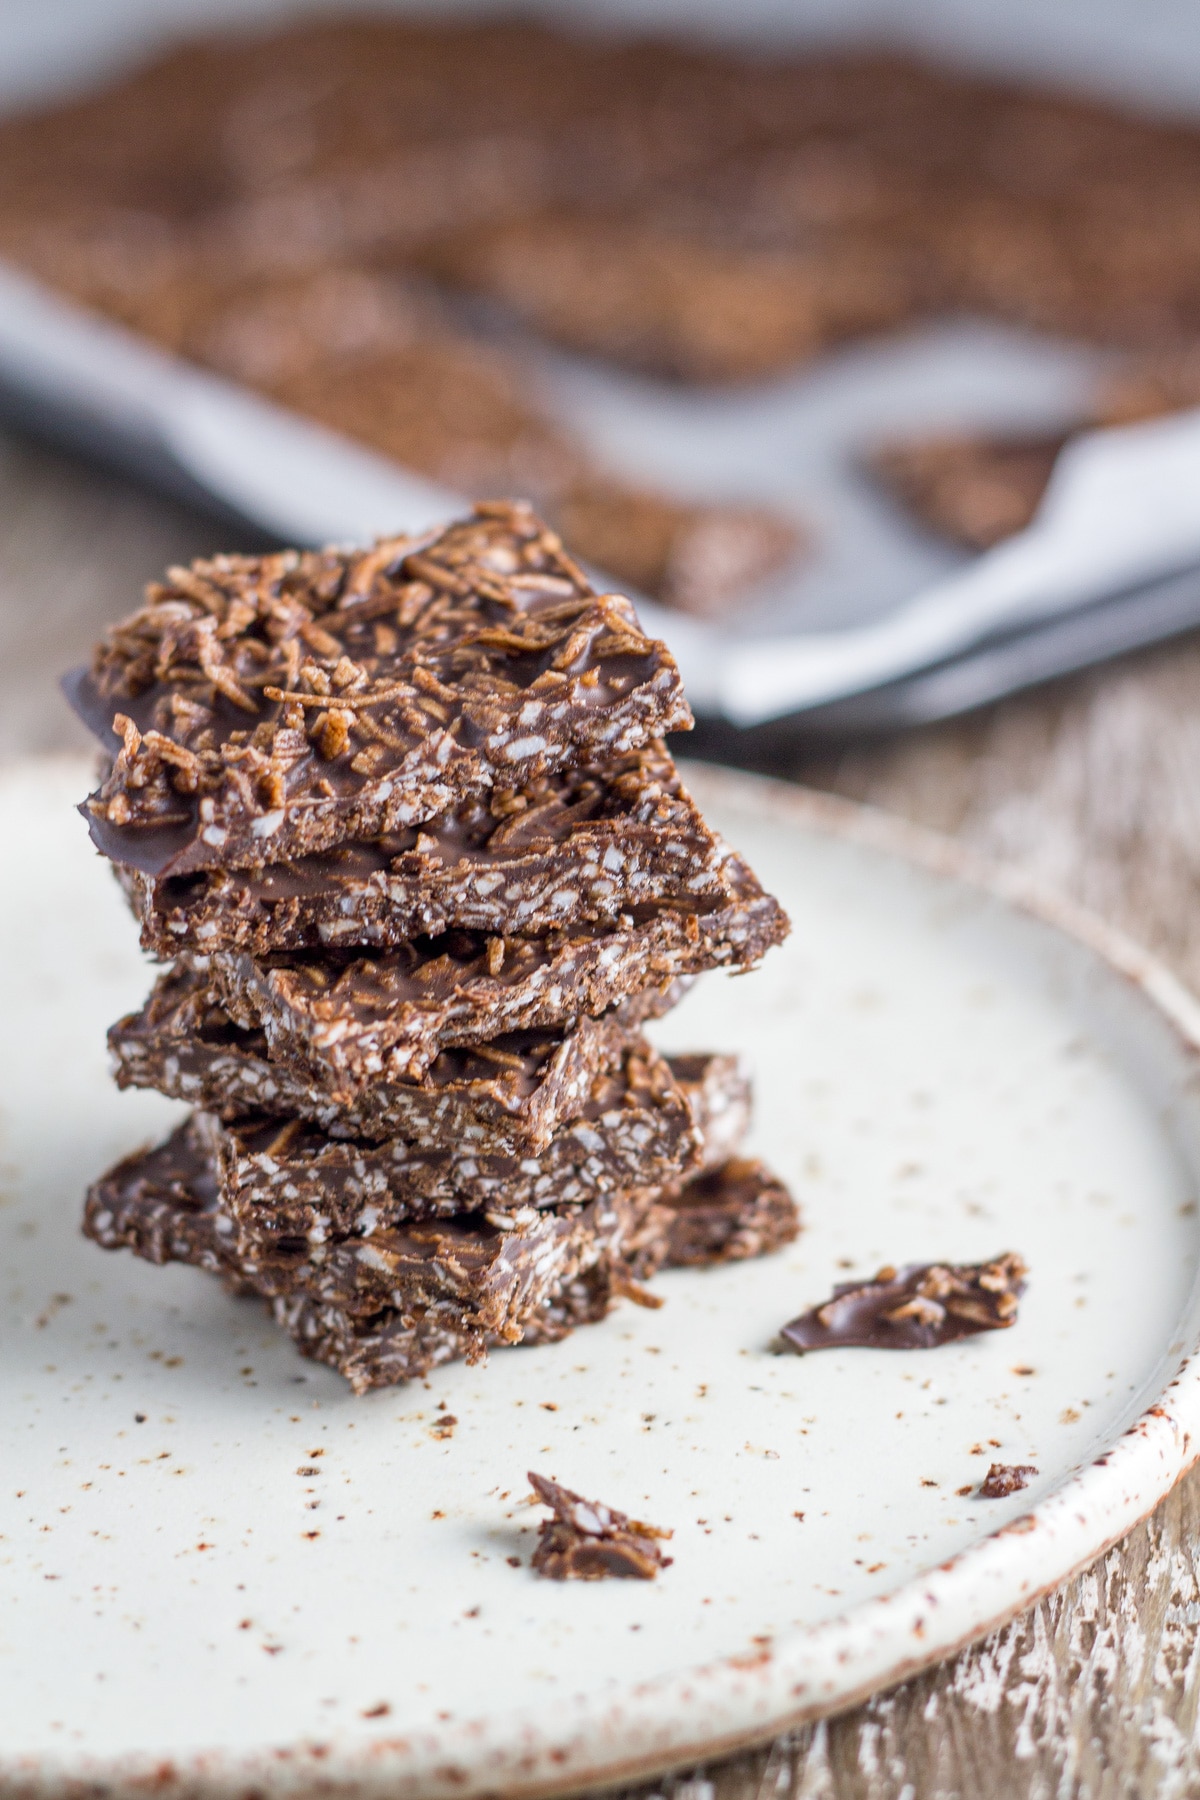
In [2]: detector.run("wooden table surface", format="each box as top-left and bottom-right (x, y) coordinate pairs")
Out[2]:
(9, 428), (1200, 1800)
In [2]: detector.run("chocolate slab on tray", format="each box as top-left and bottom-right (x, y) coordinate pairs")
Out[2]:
(14, 13), (1200, 749)
(79, 503), (799, 1389)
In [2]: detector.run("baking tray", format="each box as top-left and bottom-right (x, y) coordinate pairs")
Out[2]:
(4, 0), (1200, 734)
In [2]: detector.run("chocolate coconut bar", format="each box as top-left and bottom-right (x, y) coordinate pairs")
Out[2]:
(84, 1116), (797, 1391)
(69, 503), (691, 878)
(86, 1054), (751, 1267)
(204, 1046), (749, 1254)
(84, 1115), (662, 1347)
(239, 1194), (656, 1329)
(271, 1164), (799, 1391)
(116, 741), (740, 957)
(270, 1296), (497, 1389)
(108, 961), (671, 1151)
(198, 1038), (699, 1249)
(271, 1281), (616, 1392)
(205, 877), (785, 1088)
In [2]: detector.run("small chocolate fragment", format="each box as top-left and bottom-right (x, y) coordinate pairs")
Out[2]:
(978, 1462), (1038, 1498)
(780, 1253), (1027, 1353)
(527, 1471), (672, 1581)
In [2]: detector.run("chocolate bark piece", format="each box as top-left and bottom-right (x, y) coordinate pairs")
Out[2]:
(240, 1192), (655, 1330)
(869, 432), (1068, 550)
(241, 1116), (773, 1332)
(200, 1039), (699, 1248)
(109, 962), (666, 1152)
(272, 1270), (615, 1394)
(83, 1114), (248, 1290)
(272, 1294), (491, 1389)
(978, 1462), (1038, 1498)
(206, 877), (786, 1086)
(83, 1092), (789, 1393)
(84, 1121), (648, 1390)
(115, 741), (743, 957)
(85, 1115), (659, 1341)
(653, 1156), (800, 1270)
(780, 1254), (1027, 1353)
(211, 1047), (749, 1255)
(527, 1471), (672, 1580)
(70, 502), (692, 879)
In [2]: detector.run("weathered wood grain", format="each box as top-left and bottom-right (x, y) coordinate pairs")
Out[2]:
(6, 427), (1200, 1799)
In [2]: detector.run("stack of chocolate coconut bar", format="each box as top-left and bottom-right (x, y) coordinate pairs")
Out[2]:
(72, 503), (796, 1391)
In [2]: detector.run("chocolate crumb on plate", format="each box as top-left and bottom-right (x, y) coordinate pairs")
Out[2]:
(780, 1254), (1027, 1353)
(978, 1462), (1038, 1498)
(528, 1471), (672, 1580)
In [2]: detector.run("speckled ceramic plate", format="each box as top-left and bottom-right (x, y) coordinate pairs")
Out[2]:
(3, 755), (1200, 1799)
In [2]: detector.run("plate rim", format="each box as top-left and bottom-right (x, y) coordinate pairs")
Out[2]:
(7, 754), (1200, 1800)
